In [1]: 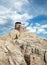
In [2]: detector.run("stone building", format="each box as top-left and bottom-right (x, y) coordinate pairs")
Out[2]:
(15, 22), (27, 33)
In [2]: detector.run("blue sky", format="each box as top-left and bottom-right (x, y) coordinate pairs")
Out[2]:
(0, 0), (47, 38)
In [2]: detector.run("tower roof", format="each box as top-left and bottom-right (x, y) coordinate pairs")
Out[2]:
(15, 22), (21, 24)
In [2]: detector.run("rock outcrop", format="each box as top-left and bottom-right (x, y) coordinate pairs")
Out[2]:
(0, 25), (47, 65)
(0, 40), (26, 65)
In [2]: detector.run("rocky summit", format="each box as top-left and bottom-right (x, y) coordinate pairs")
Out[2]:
(0, 24), (47, 65)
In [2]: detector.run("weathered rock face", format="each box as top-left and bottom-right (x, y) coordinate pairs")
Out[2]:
(17, 32), (47, 65)
(0, 40), (26, 65)
(0, 30), (47, 65)
(30, 54), (42, 65)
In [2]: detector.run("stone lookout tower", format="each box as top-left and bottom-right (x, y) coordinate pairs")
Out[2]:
(15, 22), (27, 33)
(15, 22), (21, 31)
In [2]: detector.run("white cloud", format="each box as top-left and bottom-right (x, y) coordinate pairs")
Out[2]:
(0, 19), (6, 25)
(26, 26), (36, 33)
(35, 23), (41, 27)
(41, 24), (47, 28)
(0, 16), (7, 25)
(26, 23), (47, 34)
(0, 5), (11, 25)
(34, 23), (47, 34)
(0, 6), (10, 15)
(0, 4), (33, 25)
(14, 1), (25, 11)
(37, 28), (46, 34)
(8, 12), (33, 24)
(0, 0), (32, 26)
(6, 0), (29, 12)
(13, 0), (29, 10)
